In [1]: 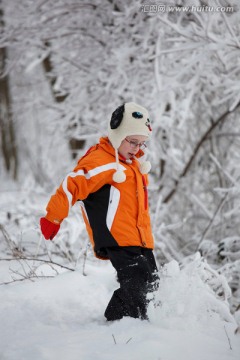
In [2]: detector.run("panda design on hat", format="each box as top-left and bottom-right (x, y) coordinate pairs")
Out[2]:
(108, 102), (152, 183)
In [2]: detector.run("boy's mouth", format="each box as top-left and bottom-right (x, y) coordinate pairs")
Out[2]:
(128, 152), (134, 158)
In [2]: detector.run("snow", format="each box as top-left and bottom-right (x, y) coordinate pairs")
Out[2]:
(0, 255), (239, 360)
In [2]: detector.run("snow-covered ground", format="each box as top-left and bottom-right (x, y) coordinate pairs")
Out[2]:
(0, 251), (239, 360)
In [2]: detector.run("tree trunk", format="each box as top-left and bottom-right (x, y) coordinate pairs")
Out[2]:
(0, 3), (18, 179)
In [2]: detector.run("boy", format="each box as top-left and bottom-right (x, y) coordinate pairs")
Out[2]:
(40, 102), (159, 321)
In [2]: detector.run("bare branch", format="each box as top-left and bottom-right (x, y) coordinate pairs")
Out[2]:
(0, 257), (75, 272)
(163, 102), (240, 203)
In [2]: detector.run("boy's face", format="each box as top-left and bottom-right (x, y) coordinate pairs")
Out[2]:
(118, 135), (148, 160)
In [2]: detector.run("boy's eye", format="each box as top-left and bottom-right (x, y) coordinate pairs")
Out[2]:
(125, 138), (147, 149)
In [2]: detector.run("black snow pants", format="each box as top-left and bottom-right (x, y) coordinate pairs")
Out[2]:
(104, 246), (159, 321)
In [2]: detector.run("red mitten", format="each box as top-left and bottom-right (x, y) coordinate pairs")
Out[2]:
(40, 217), (60, 240)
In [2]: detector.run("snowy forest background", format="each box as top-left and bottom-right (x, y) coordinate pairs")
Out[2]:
(0, 0), (240, 327)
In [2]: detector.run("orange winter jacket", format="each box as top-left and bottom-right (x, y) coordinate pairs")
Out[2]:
(45, 137), (154, 259)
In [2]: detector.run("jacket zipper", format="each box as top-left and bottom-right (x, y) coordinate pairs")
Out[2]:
(142, 175), (148, 210)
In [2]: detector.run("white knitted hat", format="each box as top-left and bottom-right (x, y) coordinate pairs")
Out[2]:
(108, 102), (152, 183)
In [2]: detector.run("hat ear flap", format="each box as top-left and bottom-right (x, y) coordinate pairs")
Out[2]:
(110, 104), (125, 129)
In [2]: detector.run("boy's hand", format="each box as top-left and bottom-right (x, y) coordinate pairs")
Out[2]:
(40, 217), (60, 240)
